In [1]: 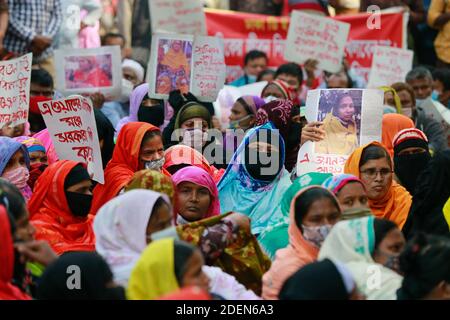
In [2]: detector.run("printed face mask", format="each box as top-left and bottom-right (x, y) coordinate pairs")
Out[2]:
(301, 224), (333, 248)
(144, 157), (165, 171)
(2, 167), (29, 190)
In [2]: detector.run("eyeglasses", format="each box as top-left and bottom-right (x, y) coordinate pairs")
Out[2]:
(359, 168), (392, 179)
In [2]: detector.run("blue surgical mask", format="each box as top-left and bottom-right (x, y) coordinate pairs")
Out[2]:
(247, 74), (257, 83)
(431, 90), (440, 101)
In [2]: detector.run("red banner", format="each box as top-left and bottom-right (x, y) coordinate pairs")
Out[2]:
(205, 9), (405, 83)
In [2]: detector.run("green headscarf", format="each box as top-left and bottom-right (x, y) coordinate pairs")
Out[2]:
(174, 102), (212, 129)
(257, 172), (332, 260)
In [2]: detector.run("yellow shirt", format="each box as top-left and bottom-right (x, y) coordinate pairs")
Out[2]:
(315, 113), (359, 155)
(428, 0), (450, 63)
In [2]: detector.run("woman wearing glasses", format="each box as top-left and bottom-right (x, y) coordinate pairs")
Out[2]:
(343, 141), (412, 229)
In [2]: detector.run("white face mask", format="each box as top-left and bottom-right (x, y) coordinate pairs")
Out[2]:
(144, 157), (165, 171)
(415, 98), (426, 107)
(119, 78), (134, 103)
(402, 107), (413, 118)
(181, 128), (207, 150)
(263, 95), (278, 103)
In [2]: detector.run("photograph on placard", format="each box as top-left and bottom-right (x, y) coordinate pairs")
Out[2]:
(65, 54), (113, 89)
(148, 34), (194, 99)
(315, 89), (362, 155)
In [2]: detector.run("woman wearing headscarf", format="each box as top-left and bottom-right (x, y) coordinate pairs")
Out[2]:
(94, 190), (173, 287)
(0, 205), (31, 300)
(402, 150), (450, 239)
(163, 144), (224, 183)
(33, 129), (58, 165)
(318, 216), (406, 300)
(255, 99), (302, 172)
(36, 252), (126, 300)
(91, 122), (166, 214)
(257, 172), (332, 260)
(381, 113), (415, 158)
(218, 122), (292, 235)
(0, 137), (32, 201)
(344, 141), (412, 229)
(392, 128), (431, 196)
(261, 79), (297, 103)
(397, 233), (450, 300)
(171, 166), (220, 225)
(279, 259), (363, 300)
(29, 160), (95, 255)
(262, 186), (342, 300)
(93, 109), (115, 169)
(228, 96), (265, 131)
(381, 86), (402, 114)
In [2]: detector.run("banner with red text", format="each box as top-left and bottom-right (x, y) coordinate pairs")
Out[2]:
(205, 9), (405, 84)
(38, 96), (104, 183)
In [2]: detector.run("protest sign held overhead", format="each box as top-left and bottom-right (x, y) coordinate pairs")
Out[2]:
(149, 0), (206, 35)
(368, 46), (414, 88)
(54, 46), (122, 100)
(148, 33), (226, 101)
(285, 11), (350, 73)
(38, 96), (104, 184)
(297, 89), (384, 176)
(0, 53), (32, 128)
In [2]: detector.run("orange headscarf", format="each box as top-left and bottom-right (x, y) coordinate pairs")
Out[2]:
(262, 187), (333, 300)
(344, 141), (412, 229)
(381, 114), (415, 158)
(91, 122), (164, 214)
(163, 144), (224, 184)
(28, 160), (95, 255)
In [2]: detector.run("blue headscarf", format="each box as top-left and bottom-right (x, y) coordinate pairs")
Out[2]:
(218, 122), (292, 235)
(0, 137), (30, 175)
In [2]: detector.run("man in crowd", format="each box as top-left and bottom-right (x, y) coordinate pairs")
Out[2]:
(230, 50), (268, 87)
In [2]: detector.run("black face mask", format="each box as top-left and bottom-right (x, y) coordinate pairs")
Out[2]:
(65, 191), (93, 217)
(244, 148), (282, 182)
(394, 151), (431, 194)
(138, 104), (165, 127)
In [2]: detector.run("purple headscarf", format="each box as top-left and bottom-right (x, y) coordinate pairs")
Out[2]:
(237, 95), (265, 115)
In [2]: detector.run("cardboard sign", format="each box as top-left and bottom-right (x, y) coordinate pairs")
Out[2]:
(0, 53), (32, 128)
(38, 96), (104, 183)
(367, 46), (413, 88)
(297, 89), (383, 176)
(285, 11), (350, 73)
(54, 46), (122, 100)
(149, 0), (206, 35)
(148, 33), (225, 101)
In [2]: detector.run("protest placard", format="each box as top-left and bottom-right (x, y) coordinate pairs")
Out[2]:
(367, 46), (413, 88)
(54, 46), (122, 100)
(297, 89), (383, 176)
(285, 11), (350, 73)
(148, 33), (226, 101)
(0, 53), (32, 128)
(149, 0), (206, 35)
(191, 36), (226, 102)
(38, 96), (104, 184)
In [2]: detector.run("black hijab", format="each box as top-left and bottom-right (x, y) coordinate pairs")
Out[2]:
(94, 109), (115, 169)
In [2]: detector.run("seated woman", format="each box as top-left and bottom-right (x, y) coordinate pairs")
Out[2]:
(94, 189), (261, 299)
(29, 160), (95, 255)
(261, 79), (296, 103)
(91, 122), (166, 214)
(318, 216), (406, 300)
(218, 123), (292, 235)
(381, 114), (415, 158)
(262, 186), (342, 300)
(229, 96), (265, 131)
(36, 252), (125, 300)
(0, 137), (32, 201)
(344, 142), (412, 229)
(279, 259), (364, 300)
(163, 144), (224, 183)
(397, 233), (450, 300)
(171, 166), (220, 224)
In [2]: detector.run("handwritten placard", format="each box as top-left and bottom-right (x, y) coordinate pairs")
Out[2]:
(367, 46), (413, 88)
(191, 36), (226, 102)
(0, 53), (32, 128)
(285, 10), (350, 73)
(148, 33), (225, 101)
(297, 89), (383, 176)
(54, 46), (122, 100)
(38, 96), (104, 184)
(149, 0), (206, 35)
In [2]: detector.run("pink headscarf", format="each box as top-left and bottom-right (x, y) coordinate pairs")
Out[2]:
(171, 166), (221, 223)
(33, 129), (58, 164)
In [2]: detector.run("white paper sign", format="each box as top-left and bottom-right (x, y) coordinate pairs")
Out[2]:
(297, 89), (384, 176)
(285, 11), (350, 73)
(0, 53), (32, 128)
(54, 46), (122, 100)
(149, 0), (206, 35)
(148, 33), (225, 101)
(367, 46), (413, 88)
(38, 96), (104, 183)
